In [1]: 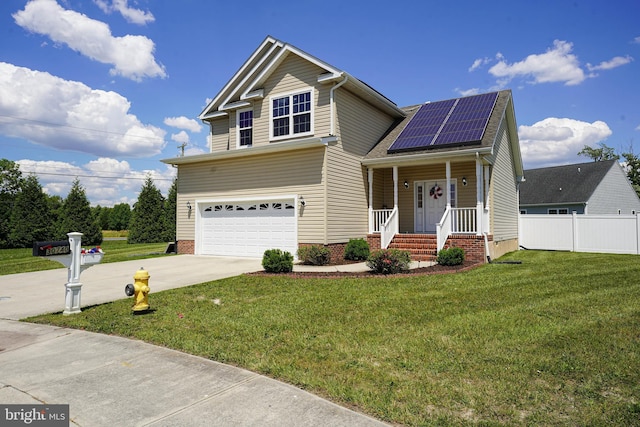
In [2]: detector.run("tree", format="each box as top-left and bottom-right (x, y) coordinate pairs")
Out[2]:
(128, 175), (166, 244)
(0, 159), (24, 248)
(57, 179), (103, 246)
(7, 175), (53, 248)
(163, 177), (177, 242)
(621, 147), (640, 197)
(578, 142), (619, 162)
(109, 203), (131, 231)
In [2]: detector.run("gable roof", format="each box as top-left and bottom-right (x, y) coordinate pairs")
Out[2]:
(198, 36), (405, 120)
(519, 160), (616, 206)
(363, 90), (522, 175)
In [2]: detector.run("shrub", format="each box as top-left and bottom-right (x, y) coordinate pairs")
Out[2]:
(366, 249), (411, 274)
(262, 249), (294, 273)
(297, 245), (331, 266)
(344, 238), (370, 261)
(437, 247), (465, 266)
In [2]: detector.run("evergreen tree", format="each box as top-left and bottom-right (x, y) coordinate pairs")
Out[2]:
(128, 175), (165, 243)
(7, 175), (53, 248)
(57, 179), (103, 246)
(163, 177), (177, 242)
(109, 203), (131, 231)
(0, 159), (24, 248)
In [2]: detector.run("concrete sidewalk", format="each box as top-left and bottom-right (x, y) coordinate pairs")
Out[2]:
(0, 255), (390, 426)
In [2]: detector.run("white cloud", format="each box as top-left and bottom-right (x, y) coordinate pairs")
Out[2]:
(93, 0), (155, 25)
(518, 117), (612, 167)
(171, 131), (189, 144)
(13, 0), (166, 81)
(455, 87), (480, 97)
(468, 57), (491, 72)
(0, 62), (166, 157)
(634, 36), (640, 44)
(587, 55), (633, 71)
(17, 158), (175, 206)
(489, 40), (587, 86)
(164, 116), (202, 133)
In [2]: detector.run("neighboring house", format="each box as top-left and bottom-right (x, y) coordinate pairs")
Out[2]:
(519, 160), (640, 215)
(162, 36), (524, 263)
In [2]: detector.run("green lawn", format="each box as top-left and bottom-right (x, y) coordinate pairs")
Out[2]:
(26, 250), (640, 426)
(0, 240), (172, 276)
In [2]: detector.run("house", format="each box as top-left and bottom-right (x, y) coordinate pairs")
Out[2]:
(161, 36), (524, 263)
(519, 160), (640, 215)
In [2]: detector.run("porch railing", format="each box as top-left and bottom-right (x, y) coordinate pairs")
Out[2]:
(370, 209), (394, 233)
(437, 207), (478, 251)
(380, 207), (399, 249)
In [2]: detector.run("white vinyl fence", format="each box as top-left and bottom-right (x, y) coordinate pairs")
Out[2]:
(519, 213), (640, 255)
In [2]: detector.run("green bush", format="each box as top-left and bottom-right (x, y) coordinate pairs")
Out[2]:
(262, 249), (294, 273)
(437, 247), (465, 266)
(366, 249), (411, 274)
(297, 245), (331, 266)
(344, 238), (370, 261)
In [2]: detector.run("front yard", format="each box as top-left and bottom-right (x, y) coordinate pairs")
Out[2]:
(26, 250), (640, 426)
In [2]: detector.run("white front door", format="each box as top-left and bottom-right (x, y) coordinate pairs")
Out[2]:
(415, 181), (448, 233)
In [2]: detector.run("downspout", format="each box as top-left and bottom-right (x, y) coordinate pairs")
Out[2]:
(330, 74), (348, 136)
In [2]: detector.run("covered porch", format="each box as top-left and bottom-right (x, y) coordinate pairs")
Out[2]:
(366, 157), (491, 255)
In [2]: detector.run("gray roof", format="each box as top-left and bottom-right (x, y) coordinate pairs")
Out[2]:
(519, 160), (616, 206)
(363, 90), (512, 161)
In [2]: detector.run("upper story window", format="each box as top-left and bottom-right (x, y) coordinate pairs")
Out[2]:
(237, 108), (253, 148)
(271, 90), (313, 140)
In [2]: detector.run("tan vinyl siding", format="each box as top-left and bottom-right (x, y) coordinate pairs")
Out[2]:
(488, 118), (519, 241)
(209, 118), (229, 152)
(252, 54), (331, 147)
(176, 147), (326, 243)
(326, 88), (397, 242)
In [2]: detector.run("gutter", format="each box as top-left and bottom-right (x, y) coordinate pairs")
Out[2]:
(362, 146), (493, 168)
(329, 74), (348, 136)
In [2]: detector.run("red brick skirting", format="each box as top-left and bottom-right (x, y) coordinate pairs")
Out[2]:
(443, 235), (489, 264)
(177, 240), (194, 255)
(297, 242), (347, 264)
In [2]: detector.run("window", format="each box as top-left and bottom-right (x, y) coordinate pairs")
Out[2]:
(237, 108), (253, 148)
(548, 208), (569, 214)
(271, 90), (312, 139)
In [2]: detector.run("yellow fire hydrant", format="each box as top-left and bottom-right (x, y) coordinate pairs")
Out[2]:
(125, 267), (150, 312)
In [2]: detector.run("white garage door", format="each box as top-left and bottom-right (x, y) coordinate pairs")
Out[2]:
(199, 200), (296, 257)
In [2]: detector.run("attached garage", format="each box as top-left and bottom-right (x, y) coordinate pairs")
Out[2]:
(196, 198), (297, 258)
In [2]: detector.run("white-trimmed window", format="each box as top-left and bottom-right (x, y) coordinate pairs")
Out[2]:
(548, 208), (569, 214)
(270, 90), (313, 139)
(237, 108), (253, 148)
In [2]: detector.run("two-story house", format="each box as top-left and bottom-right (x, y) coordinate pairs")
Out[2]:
(162, 36), (524, 263)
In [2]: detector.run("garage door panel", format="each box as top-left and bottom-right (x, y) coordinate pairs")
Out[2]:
(199, 199), (296, 257)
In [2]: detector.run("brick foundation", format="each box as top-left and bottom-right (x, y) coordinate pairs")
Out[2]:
(177, 240), (195, 255)
(443, 235), (489, 264)
(367, 234), (381, 250)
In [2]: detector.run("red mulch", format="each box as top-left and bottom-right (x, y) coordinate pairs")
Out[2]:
(246, 260), (481, 279)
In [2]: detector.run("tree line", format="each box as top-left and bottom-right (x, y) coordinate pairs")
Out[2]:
(0, 159), (176, 249)
(578, 143), (640, 196)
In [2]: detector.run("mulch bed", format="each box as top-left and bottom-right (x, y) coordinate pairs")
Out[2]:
(246, 260), (481, 279)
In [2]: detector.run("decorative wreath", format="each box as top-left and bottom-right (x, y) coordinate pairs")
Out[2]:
(429, 185), (443, 199)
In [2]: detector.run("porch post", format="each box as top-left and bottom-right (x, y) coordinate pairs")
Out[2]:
(368, 168), (373, 233)
(476, 156), (483, 235)
(393, 166), (398, 209)
(445, 161), (451, 209)
(484, 164), (490, 233)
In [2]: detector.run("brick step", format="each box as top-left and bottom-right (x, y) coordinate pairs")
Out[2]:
(388, 234), (438, 262)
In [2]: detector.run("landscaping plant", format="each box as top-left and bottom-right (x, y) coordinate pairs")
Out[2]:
(344, 238), (370, 261)
(261, 248), (294, 273)
(366, 248), (410, 274)
(437, 246), (465, 266)
(297, 245), (331, 266)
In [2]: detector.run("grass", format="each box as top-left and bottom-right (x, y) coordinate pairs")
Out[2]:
(25, 250), (640, 426)
(0, 240), (172, 276)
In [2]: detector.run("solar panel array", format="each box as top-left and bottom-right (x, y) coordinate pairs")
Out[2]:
(388, 92), (499, 153)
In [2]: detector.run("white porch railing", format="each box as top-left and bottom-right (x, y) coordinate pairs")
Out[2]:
(380, 207), (399, 249)
(437, 207), (478, 251)
(370, 209), (394, 233)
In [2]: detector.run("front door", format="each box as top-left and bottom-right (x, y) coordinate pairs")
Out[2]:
(415, 181), (448, 233)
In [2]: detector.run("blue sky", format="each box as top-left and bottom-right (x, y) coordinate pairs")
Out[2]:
(0, 0), (638, 206)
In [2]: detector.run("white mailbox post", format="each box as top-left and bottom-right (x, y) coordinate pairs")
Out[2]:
(34, 232), (104, 315)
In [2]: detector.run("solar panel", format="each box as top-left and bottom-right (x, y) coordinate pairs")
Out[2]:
(388, 92), (498, 153)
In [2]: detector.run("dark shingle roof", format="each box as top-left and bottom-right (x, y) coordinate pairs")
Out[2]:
(364, 90), (511, 161)
(519, 160), (616, 206)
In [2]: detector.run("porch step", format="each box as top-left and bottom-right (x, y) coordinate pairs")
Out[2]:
(388, 234), (438, 262)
